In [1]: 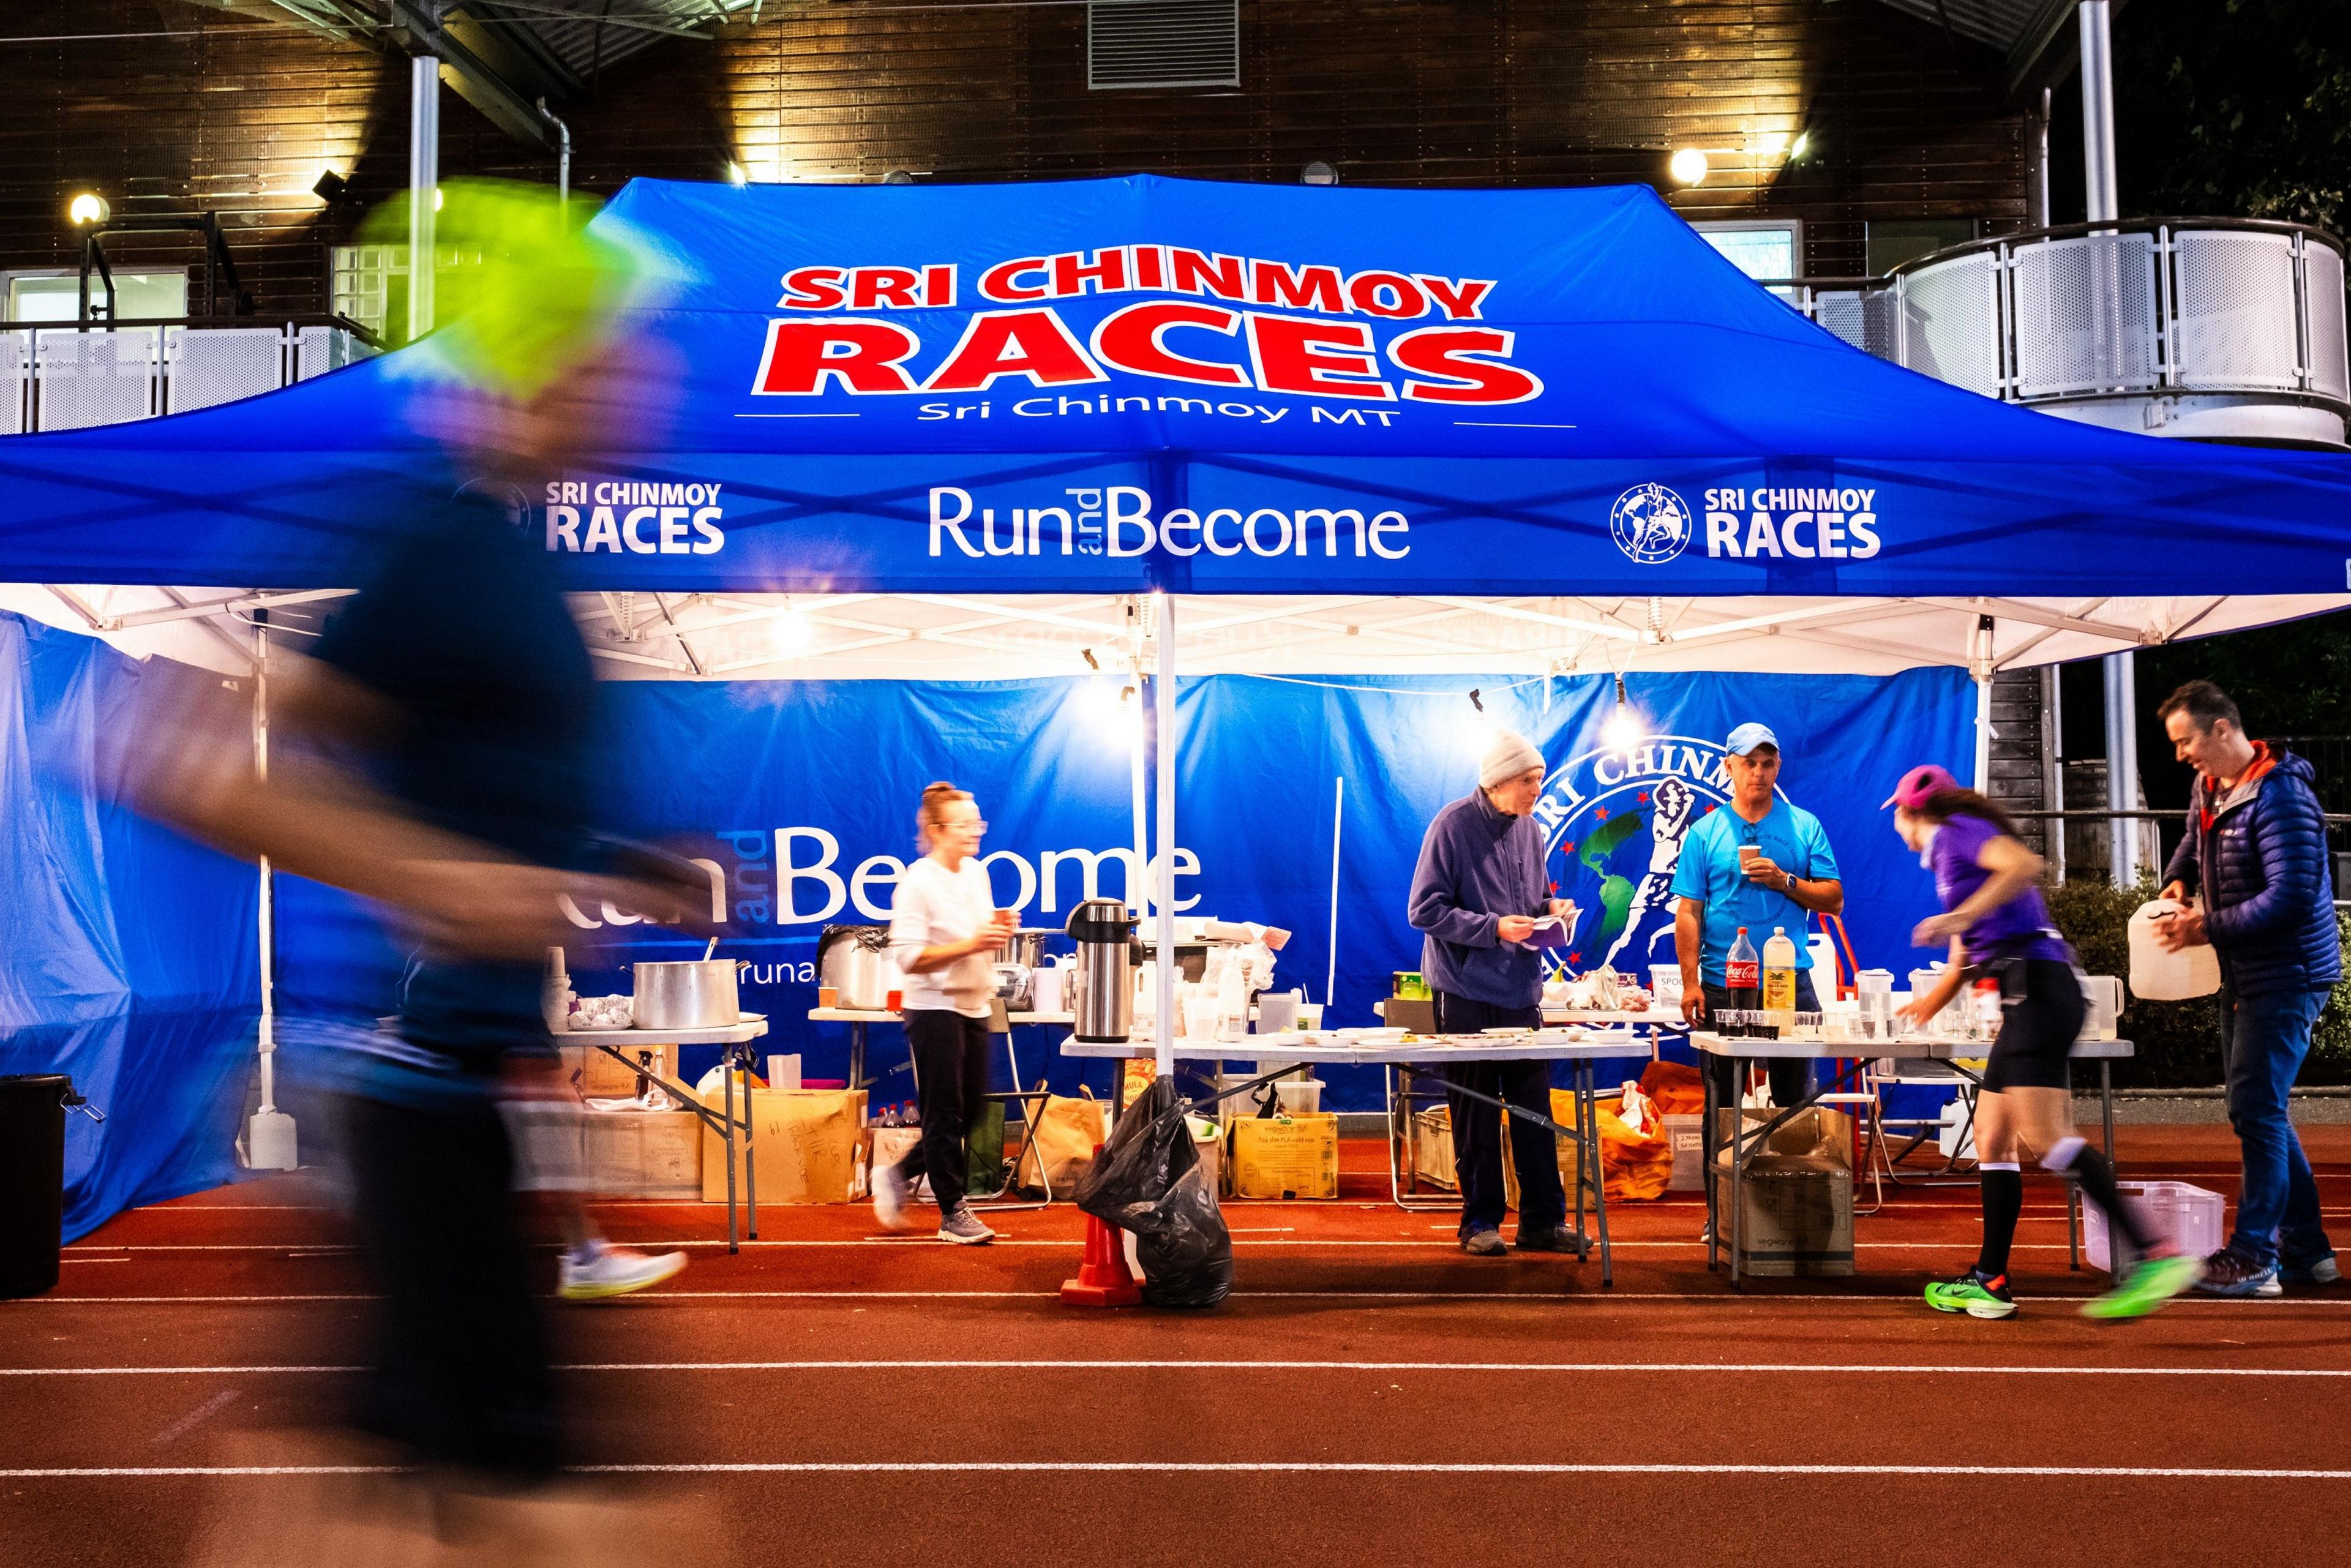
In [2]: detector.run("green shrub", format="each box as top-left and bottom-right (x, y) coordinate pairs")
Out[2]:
(2045, 878), (2351, 1088)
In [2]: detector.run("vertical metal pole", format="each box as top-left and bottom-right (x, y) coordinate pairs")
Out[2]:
(2080, 1), (2118, 222)
(1153, 593), (1177, 1080)
(2104, 651), (2139, 887)
(1129, 663), (1149, 920)
(1973, 676), (1995, 791)
(255, 623), (276, 1116)
(1325, 776), (1344, 1008)
(407, 53), (440, 342)
(2033, 87), (2052, 228)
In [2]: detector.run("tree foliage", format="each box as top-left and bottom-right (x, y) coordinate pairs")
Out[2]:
(2117, 0), (2351, 230)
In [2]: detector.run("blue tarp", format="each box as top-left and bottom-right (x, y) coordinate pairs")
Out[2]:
(1, 175), (2346, 595)
(0, 613), (258, 1239)
(265, 663), (1972, 1109)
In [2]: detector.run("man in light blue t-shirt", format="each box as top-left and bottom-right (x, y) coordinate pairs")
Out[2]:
(1671, 722), (1845, 1108)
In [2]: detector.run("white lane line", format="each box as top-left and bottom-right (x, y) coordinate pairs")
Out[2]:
(7, 1461), (2349, 1482)
(12, 1359), (2351, 1379)
(58, 1239), (2101, 1253)
(24, 1289), (2351, 1308)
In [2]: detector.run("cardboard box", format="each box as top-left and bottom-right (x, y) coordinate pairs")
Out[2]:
(1664, 1113), (1704, 1192)
(502, 1101), (700, 1199)
(561, 1042), (654, 1100)
(1711, 1106), (1854, 1277)
(588, 1109), (702, 1199)
(1227, 1114), (1338, 1199)
(1383, 997), (1438, 1033)
(702, 1088), (868, 1204)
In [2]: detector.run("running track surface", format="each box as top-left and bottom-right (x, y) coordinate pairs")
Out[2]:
(6, 1125), (2349, 1567)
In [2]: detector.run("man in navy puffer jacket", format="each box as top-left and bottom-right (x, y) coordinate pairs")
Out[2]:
(2155, 680), (2344, 1296)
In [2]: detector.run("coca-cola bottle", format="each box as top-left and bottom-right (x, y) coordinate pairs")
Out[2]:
(1724, 927), (1761, 1036)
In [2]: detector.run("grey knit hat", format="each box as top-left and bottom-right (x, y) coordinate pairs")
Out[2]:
(1478, 729), (1544, 789)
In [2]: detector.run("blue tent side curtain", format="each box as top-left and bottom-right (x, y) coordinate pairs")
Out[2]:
(0, 173), (2345, 598)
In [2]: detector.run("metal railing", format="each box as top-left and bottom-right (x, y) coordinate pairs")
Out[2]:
(0, 315), (379, 435)
(1766, 218), (2351, 446)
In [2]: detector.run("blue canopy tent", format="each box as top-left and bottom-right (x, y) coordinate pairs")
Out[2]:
(2, 174), (2346, 1231)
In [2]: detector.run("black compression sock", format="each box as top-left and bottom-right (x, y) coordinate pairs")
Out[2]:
(2063, 1146), (2157, 1253)
(1977, 1165), (2023, 1278)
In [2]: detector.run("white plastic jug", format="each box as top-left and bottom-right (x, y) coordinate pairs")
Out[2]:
(2128, 900), (2222, 1001)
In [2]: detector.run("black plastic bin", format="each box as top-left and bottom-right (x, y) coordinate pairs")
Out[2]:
(0, 1074), (78, 1299)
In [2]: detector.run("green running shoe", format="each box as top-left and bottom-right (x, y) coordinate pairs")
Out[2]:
(1924, 1271), (2016, 1319)
(2081, 1253), (2206, 1321)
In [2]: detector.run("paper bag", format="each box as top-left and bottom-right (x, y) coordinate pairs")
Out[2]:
(1022, 1087), (1109, 1197)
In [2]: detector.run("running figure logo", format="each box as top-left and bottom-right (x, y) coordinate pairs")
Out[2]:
(1608, 483), (1694, 565)
(1533, 738), (1729, 973)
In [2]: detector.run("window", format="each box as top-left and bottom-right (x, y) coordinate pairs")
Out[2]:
(1867, 220), (1979, 278)
(331, 244), (484, 346)
(6, 270), (187, 323)
(1693, 222), (1803, 298)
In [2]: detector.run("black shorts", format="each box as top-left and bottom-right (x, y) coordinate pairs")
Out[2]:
(1981, 958), (2087, 1093)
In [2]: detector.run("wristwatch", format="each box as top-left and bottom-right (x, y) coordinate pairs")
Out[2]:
(1782, 869), (1798, 895)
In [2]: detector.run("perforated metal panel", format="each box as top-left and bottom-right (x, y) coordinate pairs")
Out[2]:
(1813, 289), (1899, 359)
(2009, 231), (2159, 399)
(294, 326), (374, 381)
(0, 331), (26, 436)
(35, 328), (157, 431)
(1088, 1), (1239, 89)
(2172, 230), (2301, 392)
(1896, 252), (2003, 399)
(2301, 241), (2349, 402)
(165, 325), (285, 413)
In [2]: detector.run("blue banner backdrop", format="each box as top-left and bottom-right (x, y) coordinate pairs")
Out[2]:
(515, 664), (1974, 1106)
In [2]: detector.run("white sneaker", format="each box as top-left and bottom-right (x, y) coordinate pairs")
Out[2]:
(558, 1242), (688, 1302)
(938, 1205), (996, 1245)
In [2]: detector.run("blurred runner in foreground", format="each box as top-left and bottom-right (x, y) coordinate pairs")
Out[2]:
(123, 181), (705, 1558)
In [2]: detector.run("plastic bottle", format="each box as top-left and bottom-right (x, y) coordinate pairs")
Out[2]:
(1971, 978), (2003, 1040)
(879, 1103), (900, 1129)
(1216, 956), (1248, 1043)
(903, 1098), (920, 1127)
(1762, 926), (1799, 1025)
(1725, 927), (1760, 1033)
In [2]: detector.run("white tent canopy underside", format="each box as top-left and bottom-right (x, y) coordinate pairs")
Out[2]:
(6, 585), (2344, 683)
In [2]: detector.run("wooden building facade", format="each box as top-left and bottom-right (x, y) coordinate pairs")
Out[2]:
(2, 0), (2031, 323)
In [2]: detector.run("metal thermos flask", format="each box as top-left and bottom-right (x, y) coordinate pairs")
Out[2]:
(1066, 898), (1139, 1043)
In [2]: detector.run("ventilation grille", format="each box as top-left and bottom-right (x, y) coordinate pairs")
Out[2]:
(1088, 1), (1239, 91)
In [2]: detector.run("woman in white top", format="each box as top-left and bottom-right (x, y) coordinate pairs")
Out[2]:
(878, 781), (1016, 1243)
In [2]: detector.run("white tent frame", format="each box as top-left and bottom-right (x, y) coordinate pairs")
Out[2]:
(11, 579), (2346, 1085)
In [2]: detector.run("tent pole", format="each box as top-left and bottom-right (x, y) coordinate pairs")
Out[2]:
(1973, 675), (1994, 792)
(2079, 1), (2119, 223)
(2104, 651), (2140, 888)
(407, 54), (440, 342)
(245, 620), (296, 1171)
(1128, 656), (1149, 922)
(1153, 593), (1176, 1080)
(1325, 776), (1343, 1008)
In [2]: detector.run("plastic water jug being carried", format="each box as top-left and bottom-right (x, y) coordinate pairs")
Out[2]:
(2128, 900), (2222, 1001)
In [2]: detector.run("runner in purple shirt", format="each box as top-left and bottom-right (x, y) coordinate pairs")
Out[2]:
(1885, 765), (2202, 1322)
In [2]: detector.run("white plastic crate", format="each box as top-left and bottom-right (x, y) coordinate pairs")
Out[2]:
(2084, 1180), (2225, 1272)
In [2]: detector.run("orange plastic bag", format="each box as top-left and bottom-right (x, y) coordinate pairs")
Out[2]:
(1639, 1058), (1705, 1116)
(1589, 1090), (1674, 1202)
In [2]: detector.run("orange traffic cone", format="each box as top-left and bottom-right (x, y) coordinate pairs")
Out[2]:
(1061, 1146), (1142, 1308)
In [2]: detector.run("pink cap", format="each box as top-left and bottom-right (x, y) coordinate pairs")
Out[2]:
(1881, 763), (1960, 810)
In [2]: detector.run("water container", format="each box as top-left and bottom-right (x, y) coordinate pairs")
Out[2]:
(2128, 900), (2222, 1001)
(2079, 974), (2123, 1040)
(1761, 927), (1799, 1020)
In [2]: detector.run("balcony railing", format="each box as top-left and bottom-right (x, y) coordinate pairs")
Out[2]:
(1770, 219), (2351, 448)
(0, 316), (379, 435)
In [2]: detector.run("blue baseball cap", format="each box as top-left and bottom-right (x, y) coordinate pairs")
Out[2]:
(1725, 722), (1780, 757)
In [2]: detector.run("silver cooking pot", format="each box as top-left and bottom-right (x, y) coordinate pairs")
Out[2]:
(993, 928), (1051, 969)
(819, 925), (899, 1010)
(632, 960), (740, 1030)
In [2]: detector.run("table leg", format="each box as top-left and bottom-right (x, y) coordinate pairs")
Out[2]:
(1701, 1056), (1720, 1274)
(742, 1043), (759, 1240)
(1728, 1055), (1745, 1289)
(722, 1054), (739, 1256)
(1586, 1062), (1612, 1288)
(850, 1022), (867, 1091)
(2101, 1060), (2117, 1165)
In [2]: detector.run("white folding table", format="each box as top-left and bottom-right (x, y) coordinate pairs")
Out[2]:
(1063, 1030), (1640, 1285)
(561, 1013), (770, 1252)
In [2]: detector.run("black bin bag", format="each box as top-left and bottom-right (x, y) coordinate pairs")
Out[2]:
(1073, 1078), (1233, 1308)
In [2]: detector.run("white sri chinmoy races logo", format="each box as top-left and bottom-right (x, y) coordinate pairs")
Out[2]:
(1531, 735), (1731, 973)
(1609, 483), (1693, 565)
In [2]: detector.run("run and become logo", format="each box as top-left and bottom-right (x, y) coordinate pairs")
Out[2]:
(1531, 735), (1732, 975)
(1609, 484), (1693, 565)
